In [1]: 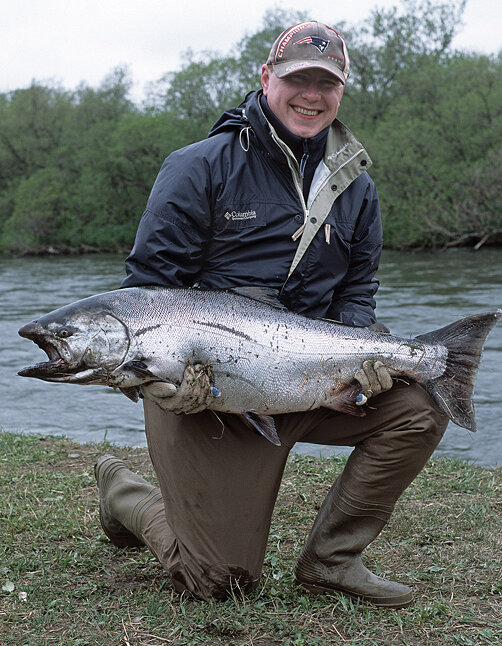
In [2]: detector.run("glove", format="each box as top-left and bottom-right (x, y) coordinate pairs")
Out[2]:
(354, 360), (397, 400)
(140, 363), (217, 414)
(354, 322), (395, 401)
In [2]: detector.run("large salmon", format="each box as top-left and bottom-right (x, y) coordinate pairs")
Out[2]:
(18, 286), (500, 445)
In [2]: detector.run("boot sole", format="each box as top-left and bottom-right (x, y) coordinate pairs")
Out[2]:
(297, 580), (414, 609)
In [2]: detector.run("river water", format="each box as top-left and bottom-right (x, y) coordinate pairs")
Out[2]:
(1, 249), (501, 466)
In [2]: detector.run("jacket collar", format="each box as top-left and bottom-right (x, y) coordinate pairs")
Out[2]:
(209, 90), (371, 175)
(246, 91), (370, 172)
(258, 94), (329, 164)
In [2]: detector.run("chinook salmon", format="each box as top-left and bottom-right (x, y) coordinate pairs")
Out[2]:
(18, 286), (500, 446)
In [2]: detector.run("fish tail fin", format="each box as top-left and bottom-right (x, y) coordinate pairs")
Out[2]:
(416, 309), (501, 431)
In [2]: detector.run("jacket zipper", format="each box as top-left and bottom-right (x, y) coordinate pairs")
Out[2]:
(267, 126), (366, 296)
(293, 147), (366, 243)
(268, 132), (310, 298)
(269, 131), (310, 239)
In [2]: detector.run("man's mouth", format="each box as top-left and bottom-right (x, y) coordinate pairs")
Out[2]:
(292, 106), (320, 116)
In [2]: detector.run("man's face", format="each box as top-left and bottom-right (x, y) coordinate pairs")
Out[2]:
(261, 65), (344, 138)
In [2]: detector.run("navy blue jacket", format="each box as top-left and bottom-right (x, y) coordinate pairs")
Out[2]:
(122, 90), (382, 326)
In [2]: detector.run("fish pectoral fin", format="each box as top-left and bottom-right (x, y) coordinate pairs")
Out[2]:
(322, 384), (367, 416)
(240, 411), (281, 446)
(122, 360), (163, 380)
(119, 386), (141, 402)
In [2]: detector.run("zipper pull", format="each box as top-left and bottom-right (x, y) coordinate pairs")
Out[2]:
(299, 138), (309, 178)
(325, 223), (331, 244)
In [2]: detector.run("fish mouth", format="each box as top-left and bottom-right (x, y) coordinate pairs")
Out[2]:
(18, 335), (75, 380)
(18, 346), (98, 383)
(18, 323), (80, 381)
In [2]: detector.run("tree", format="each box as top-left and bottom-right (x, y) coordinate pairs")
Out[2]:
(2, 167), (73, 253)
(339, 0), (467, 127)
(0, 83), (72, 185)
(2, 2), (501, 253)
(145, 8), (306, 132)
(0, 69), (138, 252)
(366, 53), (502, 248)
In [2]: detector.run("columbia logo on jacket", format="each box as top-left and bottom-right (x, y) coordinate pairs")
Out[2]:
(224, 210), (257, 221)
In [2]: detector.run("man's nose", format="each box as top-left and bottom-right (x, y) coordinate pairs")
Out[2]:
(301, 82), (321, 100)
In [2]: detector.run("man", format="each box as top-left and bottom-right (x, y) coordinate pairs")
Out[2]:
(95, 21), (448, 607)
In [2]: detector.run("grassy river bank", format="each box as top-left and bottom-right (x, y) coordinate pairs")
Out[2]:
(1, 432), (500, 646)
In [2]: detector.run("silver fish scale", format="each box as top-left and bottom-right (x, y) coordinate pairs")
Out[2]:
(111, 288), (448, 415)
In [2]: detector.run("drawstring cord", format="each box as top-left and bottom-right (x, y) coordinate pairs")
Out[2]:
(292, 223), (305, 241)
(239, 126), (251, 152)
(292, 222), (331, 243)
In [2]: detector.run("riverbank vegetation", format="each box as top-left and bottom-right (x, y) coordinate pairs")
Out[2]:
(1, 432), (501, 645)
(1, 0), (501, 255)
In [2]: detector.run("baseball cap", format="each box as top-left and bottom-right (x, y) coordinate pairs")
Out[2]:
(266, 21), (350, 84)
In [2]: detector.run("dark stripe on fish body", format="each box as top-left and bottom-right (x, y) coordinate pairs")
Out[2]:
(192, 320), (255, 343)
(134, 323), (164, 336)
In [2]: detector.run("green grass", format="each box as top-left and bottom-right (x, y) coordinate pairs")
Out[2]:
(1, 432), (501, 645)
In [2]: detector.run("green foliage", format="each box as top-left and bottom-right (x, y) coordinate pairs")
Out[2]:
(0, 83), (73, 185)
(0, 1), (501, 253)
(340, 0), (467, 127)
(357, 53), (502, 248)
(2, 168), (73, 252)
(146, 8), (307, 127)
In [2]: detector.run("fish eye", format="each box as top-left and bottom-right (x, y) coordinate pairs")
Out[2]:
(56, 327), (73, 338)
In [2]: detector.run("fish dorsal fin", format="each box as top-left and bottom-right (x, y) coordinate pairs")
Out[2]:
(228, 286), (287, 311)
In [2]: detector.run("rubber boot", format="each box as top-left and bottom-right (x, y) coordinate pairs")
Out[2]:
(295, 479), (413, 608)
(94, 455), (162, 548)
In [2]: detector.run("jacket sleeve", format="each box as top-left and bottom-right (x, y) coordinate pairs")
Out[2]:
(121, 145), (213, 288)
(326, 180), (383, 327)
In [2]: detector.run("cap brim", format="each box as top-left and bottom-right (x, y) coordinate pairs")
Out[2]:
(272, 60), (346, 84)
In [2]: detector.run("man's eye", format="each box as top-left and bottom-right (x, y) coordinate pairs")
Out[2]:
(322, 81), (340, 90)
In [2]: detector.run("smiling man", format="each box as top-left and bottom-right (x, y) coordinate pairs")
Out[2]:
(262, 66), (344, 137)
(262, 29), (346, 139)
(94, 21), (448, 608)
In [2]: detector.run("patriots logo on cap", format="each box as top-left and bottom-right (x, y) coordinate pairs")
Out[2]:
(294, 36), (330, 53)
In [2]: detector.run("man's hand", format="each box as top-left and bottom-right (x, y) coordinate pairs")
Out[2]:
(140, 363), (216, 414)
(354, 360), (397, 401)
(354, 321), (396, 402)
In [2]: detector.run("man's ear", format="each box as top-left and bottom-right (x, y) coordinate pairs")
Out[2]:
(261, 64), (271, 95)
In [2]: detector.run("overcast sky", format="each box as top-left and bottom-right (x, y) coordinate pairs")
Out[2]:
(2, 0), (500, 104)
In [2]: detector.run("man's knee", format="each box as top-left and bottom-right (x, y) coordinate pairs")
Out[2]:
(405, 383), (449, 447)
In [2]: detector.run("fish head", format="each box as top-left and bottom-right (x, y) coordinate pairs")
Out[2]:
(18, 301), (130, 385)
